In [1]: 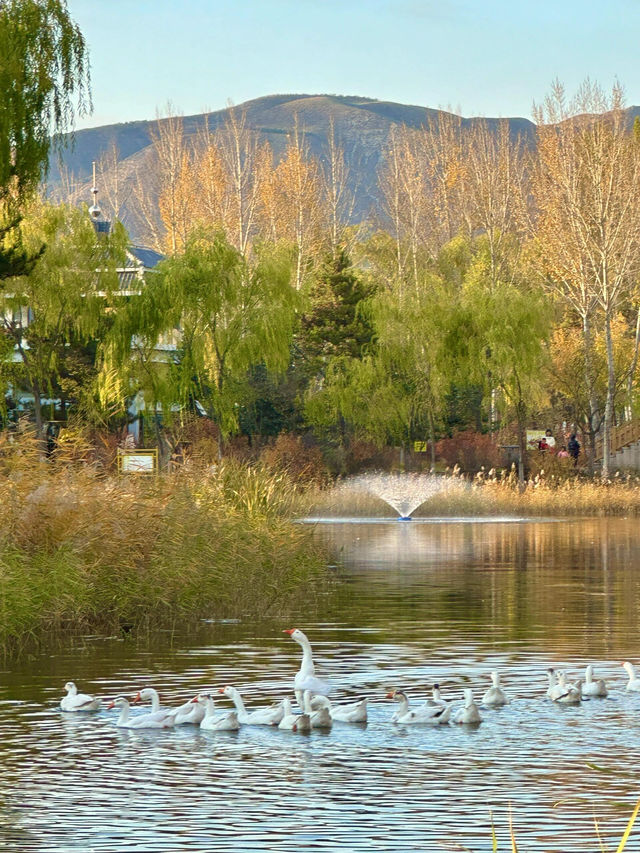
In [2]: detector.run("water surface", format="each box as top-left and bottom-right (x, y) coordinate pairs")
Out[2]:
(2, 517), (640, 852)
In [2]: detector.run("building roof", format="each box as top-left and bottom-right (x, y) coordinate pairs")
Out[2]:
(127, 246), (164, 269)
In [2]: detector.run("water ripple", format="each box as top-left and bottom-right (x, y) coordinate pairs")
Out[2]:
(1, 518), (640, 851)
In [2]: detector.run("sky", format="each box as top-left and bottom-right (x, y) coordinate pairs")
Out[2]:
(67, 0), (640, 130)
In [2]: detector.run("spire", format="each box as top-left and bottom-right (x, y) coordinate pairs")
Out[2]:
(89, 160), (111, 235)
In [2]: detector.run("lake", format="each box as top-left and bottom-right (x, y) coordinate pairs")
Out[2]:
(1, 517), (639, 852)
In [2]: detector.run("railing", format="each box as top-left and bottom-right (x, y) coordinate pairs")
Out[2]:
(595, 419), (640, 460)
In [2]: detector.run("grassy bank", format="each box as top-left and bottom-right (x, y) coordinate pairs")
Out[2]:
(306, 466), (640, 518)
(0, 436), (329, 652)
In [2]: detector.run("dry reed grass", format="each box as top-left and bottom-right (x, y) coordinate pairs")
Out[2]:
(304, 464), (640, 519)
(0, 431), (329, 652)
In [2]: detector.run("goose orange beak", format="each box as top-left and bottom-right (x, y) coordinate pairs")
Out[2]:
(132, 691), (141, 703)
(283, 629), (296, 635)
(107, 700), (115, 709)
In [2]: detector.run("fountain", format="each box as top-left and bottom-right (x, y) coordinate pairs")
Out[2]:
(346, 472), (463, 520)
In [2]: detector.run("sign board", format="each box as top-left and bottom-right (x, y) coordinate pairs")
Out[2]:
(413, 441), (428, 453)
(118, 448), (158, 474)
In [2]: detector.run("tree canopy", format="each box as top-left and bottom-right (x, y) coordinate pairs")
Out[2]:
(0, 0), (90, 278)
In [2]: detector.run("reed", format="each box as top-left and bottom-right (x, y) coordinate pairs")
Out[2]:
(0, 433), (328, 652)
(304, 465), (640, 518)
(489, 797), (640, 851)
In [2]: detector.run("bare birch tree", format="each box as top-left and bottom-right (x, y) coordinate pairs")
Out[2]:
(378, 125), (408, 285)
(154, 111), (193, 254)
(96, 139), (132, 225)
(463, 119), (527, 288)
(321, 117), (356, 255)
(129, 106), (194, 255)
(378, 124), (432, 291)
(269, 118), (324, 290)
(420, 111), (466, 247)
(215, 107), (262, 256)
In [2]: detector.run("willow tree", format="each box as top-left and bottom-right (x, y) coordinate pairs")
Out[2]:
(532, 81), (640, 476)
(0, 201), (126, 436)
(305, 270), (450, 461)
(104, 231), (298, 456)
(455, 241), (552, 483)
(0, 0), (90, 278)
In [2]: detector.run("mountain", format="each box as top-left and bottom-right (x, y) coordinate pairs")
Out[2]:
(46, 93), (640, 242)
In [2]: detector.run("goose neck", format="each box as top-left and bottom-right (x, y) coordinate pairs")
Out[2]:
(396, 692), (409, 713)
(228, 688), (247, 714)
(144, 688), (160, 712)
(298, 639), (315, 675)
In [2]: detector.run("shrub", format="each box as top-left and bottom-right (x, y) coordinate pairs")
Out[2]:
(435, 430), (504, 474)
(259, 433), (329, 485)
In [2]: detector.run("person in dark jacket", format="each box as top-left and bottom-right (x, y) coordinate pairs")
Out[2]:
(568, 433), (580, 464)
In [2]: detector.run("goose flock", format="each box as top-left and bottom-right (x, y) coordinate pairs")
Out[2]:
(60, 629), (640, 732)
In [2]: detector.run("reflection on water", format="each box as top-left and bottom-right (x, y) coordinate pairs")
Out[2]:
(1, 518), (640, 851)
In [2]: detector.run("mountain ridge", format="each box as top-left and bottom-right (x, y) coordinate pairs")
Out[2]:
(47, 93), (640, 241)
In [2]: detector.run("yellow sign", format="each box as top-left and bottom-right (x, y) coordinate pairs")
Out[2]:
(413, 441), (427, 453)
(117, 448), (158, 474)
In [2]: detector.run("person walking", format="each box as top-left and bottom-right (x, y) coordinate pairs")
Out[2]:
(568, 433), (580, 465)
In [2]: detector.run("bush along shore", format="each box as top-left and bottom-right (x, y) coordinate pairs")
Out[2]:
(0, 438), (329, 654)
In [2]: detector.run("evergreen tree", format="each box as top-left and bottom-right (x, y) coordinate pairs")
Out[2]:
(298, 249), (375, 380)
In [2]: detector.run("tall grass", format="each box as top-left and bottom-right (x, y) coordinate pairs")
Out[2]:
(0, 432), (329, 652)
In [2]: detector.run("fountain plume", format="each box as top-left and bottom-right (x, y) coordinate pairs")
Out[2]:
(346, 472), (463, 519)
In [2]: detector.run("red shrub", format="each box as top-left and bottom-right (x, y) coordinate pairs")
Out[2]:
(343, 440), (396, 474)
(259, 433), (329, 485)
(435, 430), (503, 474)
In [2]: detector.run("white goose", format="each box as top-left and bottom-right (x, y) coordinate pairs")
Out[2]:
(284, 628), (332, 708)
(428, 684), (447, 707)
(482, 671), (509, 706)
(622, 661), (640, 692)
(193, 694), (239, 731)
(546, 668), (565, 701)
(582, 664), (608, 697)
(454, 688), (482, 724)
(553, 671), (582, 704)
(386, 689), (451, 725)
(60, 682), (101, 712)
(278, 697), (311, 732)
(132, 687), (177, 726)
(173, 697), (206, 726)
(309, 695), (368, 723)
(218, 685), (284, 726)
(303, 689), (332, 729)
(107, 696), (175, 728)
